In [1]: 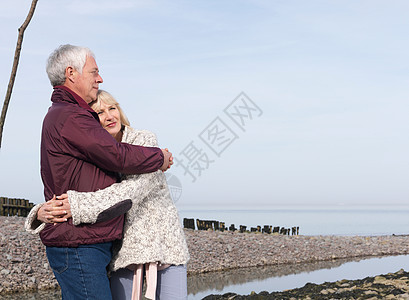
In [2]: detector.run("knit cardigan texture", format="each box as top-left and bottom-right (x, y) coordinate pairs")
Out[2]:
(26, 126), (189, 272)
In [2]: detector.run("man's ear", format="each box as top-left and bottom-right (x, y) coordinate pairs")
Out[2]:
(65, 66), (76, 83)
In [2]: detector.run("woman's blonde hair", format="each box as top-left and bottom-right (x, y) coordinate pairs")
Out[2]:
(91, 90), (130, 126)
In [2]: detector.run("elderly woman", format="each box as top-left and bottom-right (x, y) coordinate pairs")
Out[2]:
(26, 90), (189, 300)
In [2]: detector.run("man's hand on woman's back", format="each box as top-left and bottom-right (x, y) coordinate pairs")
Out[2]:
(160, 148), (173, 171)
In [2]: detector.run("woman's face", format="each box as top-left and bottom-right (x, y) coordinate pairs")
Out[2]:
(96, 101), (122, 140)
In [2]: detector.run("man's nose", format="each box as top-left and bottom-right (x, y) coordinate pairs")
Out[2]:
(97, 74), (103, 83)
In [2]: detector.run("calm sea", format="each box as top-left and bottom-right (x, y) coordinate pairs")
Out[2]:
(178, 205), (409, 236)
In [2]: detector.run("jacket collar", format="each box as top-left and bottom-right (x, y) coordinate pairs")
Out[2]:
(52, 86), (99, 121)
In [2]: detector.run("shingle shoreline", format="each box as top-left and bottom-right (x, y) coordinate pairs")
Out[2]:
(1, 216), (409, 297)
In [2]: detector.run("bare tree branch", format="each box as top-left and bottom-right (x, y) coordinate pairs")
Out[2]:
(0, 0), (38, 148)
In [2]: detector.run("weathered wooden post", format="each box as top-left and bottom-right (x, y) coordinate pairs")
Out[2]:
(5, 197), (9, 216)
(220, 222), (225, 231)
(15, 199), (19, 216)
(263, 225), (271, 234)
(204, 220), (212, 230)
(17, 199), (22, 216)
(0, 197), (5, 216)
(196, 219), (203, 230)
(183, 218), (195, 230)
(12, 199), (18, 216)
(23, 199), (33, 217)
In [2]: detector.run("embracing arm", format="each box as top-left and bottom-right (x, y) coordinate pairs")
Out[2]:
(24, 203), (46, 234)
(68, 172), (160, 225)
(44, 128), (164, 225)
(60, 113), (171, 173)
(67, 128), (165, 225)
(24, 197), (72, 233)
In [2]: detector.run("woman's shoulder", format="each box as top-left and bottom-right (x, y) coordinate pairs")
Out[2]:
(122, 126), (158, 147)
(124, 126), (156, 138)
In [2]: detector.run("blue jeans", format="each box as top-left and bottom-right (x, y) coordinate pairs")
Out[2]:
(110, 265), (187, 300)
(46, 242), (113, 300)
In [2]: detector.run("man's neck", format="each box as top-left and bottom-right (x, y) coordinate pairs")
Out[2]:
(55, 85), (93, 113)
(63, 83), (87, 103)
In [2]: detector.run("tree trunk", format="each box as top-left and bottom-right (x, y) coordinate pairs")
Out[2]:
(0, 0), (38, 148)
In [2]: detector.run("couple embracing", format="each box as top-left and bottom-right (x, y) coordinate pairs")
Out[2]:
(25, 44), (189, 300)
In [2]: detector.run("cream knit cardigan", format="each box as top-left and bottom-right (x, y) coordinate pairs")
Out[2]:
(26, 126), (189, 272)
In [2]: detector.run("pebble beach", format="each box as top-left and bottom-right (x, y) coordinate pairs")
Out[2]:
(1, 216), (409, 298)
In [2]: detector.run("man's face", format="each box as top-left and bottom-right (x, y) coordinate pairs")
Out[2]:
(73, 56), (103, 103)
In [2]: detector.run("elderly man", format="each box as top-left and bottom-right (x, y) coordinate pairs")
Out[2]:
(34, 44), (172, 299)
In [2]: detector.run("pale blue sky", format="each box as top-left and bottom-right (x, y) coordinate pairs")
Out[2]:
(0, 0), (408, 208)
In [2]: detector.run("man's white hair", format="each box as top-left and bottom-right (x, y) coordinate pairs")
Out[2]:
(46, 44), (95, 87)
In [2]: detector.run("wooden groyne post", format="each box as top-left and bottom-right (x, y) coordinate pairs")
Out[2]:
(184, 218), (299, 235)
(183, 218), (195, 230)
(195, 219), (226, 231)
(0, 197), (34, 217)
